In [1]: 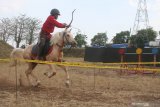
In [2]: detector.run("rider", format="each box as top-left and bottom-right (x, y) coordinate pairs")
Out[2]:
(37, 8), (69, 60)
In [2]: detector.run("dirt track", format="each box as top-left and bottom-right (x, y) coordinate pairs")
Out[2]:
(0, 57), (160, 107)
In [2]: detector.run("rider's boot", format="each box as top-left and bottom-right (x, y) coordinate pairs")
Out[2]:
(36, 37), (46, 60)
(36, 45), (44, 60)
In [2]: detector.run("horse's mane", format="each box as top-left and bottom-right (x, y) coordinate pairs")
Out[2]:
(50, 31), (63, 45)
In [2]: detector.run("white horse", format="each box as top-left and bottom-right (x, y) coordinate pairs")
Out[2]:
(23, 29), (77, 87)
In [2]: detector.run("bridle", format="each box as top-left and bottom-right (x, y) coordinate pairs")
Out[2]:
(56, 32), (70, 48)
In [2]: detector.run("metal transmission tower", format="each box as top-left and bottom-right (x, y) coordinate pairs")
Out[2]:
(132, 0), (149, 35)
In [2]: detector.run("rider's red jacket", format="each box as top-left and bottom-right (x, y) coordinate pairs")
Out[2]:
(41, 15), (65, 39)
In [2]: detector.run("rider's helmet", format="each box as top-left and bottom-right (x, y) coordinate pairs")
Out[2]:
(50, 9), (60, 16)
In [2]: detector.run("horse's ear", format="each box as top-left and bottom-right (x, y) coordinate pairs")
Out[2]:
(69, 28), (72, 32)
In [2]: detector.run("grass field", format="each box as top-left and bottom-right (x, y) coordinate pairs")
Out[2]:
(0, 57), (160, 107)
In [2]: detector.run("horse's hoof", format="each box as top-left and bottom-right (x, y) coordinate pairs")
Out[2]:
(32, 81), (41, 87)
(44, 72), (56, 78)
(48, 72), (56, 78)
(33, 83), (40, 87)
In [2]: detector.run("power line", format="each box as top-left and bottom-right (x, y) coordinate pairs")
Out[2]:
(132, 0), (149, 35)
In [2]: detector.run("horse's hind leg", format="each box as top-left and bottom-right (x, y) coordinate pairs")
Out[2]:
(57, 65), (70, 87)
(30, 63), (41, 86)
(25, 62), (39, 86)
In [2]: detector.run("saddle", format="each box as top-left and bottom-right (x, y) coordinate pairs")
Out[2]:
(31, 41), (53, 60)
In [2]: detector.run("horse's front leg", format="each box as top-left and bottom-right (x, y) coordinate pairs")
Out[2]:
(58, 65), (70, 87)
(44, 64), (57, 78)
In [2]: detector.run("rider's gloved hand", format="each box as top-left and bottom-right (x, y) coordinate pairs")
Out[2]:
(63, 23), (70, 28)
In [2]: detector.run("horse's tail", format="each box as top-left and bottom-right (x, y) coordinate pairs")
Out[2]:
(10, 48), (24, 67)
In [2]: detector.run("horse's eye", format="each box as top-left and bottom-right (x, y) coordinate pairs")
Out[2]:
(67, 34), (70, 37)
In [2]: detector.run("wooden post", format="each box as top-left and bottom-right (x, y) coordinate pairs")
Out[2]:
(153, 54), (157, 74)
(120, 54), (124, 74)
(153, 54), (156, 67)
(94, 68), (96, 91)
(15, 64), (18, 101)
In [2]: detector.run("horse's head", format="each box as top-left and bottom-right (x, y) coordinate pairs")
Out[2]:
(62, 29), (77, 47)
(50, 29), (77, 47)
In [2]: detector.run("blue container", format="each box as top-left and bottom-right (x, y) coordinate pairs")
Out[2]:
(111, 44), (128, 48)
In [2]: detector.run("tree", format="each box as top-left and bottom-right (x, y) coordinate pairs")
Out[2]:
(10, 14), (28, 48)
(25, 18), (41, 45)
(91, 33), (108, 46)
(5, 14), (42, 48)
(0, 18), (12, 42)
(112, 31), (130, 44)
(0, 15), (41, 47)
(74, 33), (87, 48)
(130, 28), (157, 48)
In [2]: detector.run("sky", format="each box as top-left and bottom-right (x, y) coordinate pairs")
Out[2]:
(0, 0), (160, 45)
